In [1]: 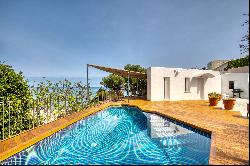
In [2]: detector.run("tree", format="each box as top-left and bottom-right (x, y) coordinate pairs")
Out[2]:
(100, 64), (147, 97)
(0, 62), (32, 139)
(124, 64), (147, 96)
(100, 74), (125, 96)
(124, 64), (146, 73)
(239, 14), (249, 55)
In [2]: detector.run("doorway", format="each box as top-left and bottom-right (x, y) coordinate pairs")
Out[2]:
(197, 78), (204, 99)
(164, 77), (170, 100)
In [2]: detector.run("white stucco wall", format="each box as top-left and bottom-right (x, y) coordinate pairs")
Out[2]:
(147, 68), (152, 100)
(203, 75), (222, 100)
(221, 73), (249, 99)
(147, 67), (221, 101)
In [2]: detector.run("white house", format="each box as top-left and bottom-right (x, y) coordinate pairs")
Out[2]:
(147, 67), (249, 101)
(221, 66), (249, 99)
(147, 67), (221, 101)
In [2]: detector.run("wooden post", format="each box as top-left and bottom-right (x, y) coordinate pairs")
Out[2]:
(87, 64), (89, 102)
(1, 101), (4, 140)
(137, 79), (139, 96)
(128, 73), (130, 103)
(8, 101), (11, 137)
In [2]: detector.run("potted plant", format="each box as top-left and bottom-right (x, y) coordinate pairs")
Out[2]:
(223, 98), (236, 110)
(208, 92), (222, 106)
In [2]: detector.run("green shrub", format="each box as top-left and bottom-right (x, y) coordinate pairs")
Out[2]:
(0, 62), (32, 139)
(0, 62), (93, 140)
(226, 56), (249, 70)
(96, 88), (109, 101)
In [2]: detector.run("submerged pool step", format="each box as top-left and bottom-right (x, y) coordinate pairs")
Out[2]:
(152, 132), (210, 151)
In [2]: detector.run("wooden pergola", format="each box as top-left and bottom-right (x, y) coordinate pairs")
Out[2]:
(86, 64), (147, 102)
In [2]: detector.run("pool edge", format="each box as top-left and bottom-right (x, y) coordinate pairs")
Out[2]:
(1, 102), (215, 164)
(0, 102), (117, 162)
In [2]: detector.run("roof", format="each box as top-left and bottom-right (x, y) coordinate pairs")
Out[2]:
(88, 64), (147, 79)
(227, 66), (249, 73)
(192, 72), (216, 78)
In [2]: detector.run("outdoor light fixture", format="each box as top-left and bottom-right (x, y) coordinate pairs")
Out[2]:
(174, 70), (180, 76)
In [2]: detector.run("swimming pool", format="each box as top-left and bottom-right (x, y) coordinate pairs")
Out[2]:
(1, 106), (211, 165)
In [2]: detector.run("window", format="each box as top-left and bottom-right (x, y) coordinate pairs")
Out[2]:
(185, 77), (191, 92)
(229, 81), (234, 89)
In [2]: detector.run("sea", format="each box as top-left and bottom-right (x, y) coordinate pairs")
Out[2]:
(26, 76), (103, 96)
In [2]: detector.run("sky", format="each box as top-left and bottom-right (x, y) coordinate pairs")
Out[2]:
(0, 0), (249, 78)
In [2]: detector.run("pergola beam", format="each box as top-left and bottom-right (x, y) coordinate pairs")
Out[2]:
(88, 64), (146, 79)
(86, 64), (147, 102)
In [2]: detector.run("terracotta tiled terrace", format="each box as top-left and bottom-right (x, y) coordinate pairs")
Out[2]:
(127, 99), (249, 165)
(0, 99), (249, 165)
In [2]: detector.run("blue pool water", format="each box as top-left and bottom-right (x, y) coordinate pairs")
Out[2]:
(2, 106), (211, 165)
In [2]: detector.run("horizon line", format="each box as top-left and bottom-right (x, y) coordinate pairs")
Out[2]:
(25, 76), (105, 78)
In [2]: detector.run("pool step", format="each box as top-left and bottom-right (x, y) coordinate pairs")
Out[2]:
(147, 114), (192, 139)
(152, 132), (210, 151)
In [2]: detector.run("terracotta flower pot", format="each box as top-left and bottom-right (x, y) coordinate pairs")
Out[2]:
(209, 97), (219, 106)
(223, 99), (236, 110)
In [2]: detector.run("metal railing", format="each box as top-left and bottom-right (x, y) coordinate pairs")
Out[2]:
(0, 92), (112, 141)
